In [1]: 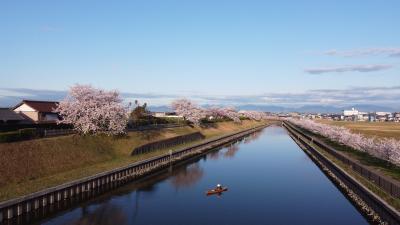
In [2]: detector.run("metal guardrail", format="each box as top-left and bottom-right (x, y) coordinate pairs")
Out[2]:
(42, 129), (75, 137)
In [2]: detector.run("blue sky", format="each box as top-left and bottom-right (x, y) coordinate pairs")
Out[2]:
(1, 1), (399, 108)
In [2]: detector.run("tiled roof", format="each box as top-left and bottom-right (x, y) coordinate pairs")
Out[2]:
(0, 108), (26, 121)
(15, 100), (59, 113)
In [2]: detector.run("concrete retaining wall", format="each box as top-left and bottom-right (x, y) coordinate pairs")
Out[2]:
(131, 132), (205, 155)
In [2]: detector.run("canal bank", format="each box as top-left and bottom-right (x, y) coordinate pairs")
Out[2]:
(32, 126), (368, 225)
(0, 123), (269, 224)
(283, 121), (400, 224)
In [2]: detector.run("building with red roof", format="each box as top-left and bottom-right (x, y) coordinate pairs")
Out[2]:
(13, 100), (60, 123)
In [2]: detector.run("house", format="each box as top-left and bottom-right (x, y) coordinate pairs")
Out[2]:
(0, 108), (30, 125)
(394, 112), (400, 122)
(13, 100), (60, 123)
(152, 112), (182, 118)
(375, 112), (392, 122)
(357, 112), (369, 121)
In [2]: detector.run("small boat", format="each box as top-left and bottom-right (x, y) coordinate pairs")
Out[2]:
(205, 187), (228, 196)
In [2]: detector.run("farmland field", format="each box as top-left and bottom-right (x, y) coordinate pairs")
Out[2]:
(317, 120), (400, 140)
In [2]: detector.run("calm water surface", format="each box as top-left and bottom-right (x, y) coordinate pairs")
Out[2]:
(40, 126), (368, 225)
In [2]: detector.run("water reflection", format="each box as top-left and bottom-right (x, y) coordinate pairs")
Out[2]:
(207, 150), (221, 161)
(206, 131), (265, 161)
(243, 131), (263, 144)
(65, 204), (127, 225)
(170, 164), (204, 189)
(223, 145), (239, 158)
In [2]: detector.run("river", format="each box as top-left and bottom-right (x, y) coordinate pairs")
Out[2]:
(38, 126), (368, 225)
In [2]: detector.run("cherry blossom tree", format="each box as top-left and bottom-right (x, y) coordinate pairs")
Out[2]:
(171, 99), (269, 124)
(56, 84), (128, 135)
(239, 110), (267, 121)
(171, 99), (206, 125)
(287, 118), (400, 166)
(220, 107), (241, 123)
(206, 107), (226, 119)
(206, 107), (239, 122)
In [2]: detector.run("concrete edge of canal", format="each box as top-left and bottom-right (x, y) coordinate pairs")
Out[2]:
(0, 123), (270, 224)
(283, 121), (400, 225)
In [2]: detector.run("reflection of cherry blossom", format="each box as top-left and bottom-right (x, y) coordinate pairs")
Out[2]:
(170, 165), (204, 188)
(287, 118), (400, 166)
(244, 131), (262, 144)
(69, 204), (127, 225)
(208, 151), (221, 160)
(224, 145), (240, 158)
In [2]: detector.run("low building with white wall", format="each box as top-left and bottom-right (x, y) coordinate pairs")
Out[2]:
(13, 100), (60, 123)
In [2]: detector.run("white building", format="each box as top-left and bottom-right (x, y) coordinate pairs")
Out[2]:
(343, 108), (359, 116)
(152, 112), (183, 118)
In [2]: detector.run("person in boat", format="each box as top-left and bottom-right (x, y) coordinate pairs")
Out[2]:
(216, 184), (223, 191)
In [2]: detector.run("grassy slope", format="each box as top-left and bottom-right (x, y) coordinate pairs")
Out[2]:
(290, 123), (400, 210)
(317, 120), (400, 140)
(0, 120), (265, 201)
(305, 138), (400, 210)
(295, 122), (400, 182)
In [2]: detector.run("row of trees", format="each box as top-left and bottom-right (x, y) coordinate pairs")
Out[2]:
(288, 118), (400, 166)
(171, 99), (268, 125)
(56, 85), (268, 136)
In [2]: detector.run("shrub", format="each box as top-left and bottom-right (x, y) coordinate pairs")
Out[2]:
(0, 131), (20, 143)
(0, 128), (37, 143)
(19, 128), (37, 139)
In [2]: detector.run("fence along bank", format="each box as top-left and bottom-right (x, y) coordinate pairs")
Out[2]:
(283, 121), (400, 224)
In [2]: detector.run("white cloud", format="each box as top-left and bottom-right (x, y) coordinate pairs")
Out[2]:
(323, 48), (400, 57)
(304, 64), (393, 74)
(1, 86), (399, 109)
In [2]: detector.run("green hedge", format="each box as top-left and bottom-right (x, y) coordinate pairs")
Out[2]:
(128, 116), (187, 128)
(0, 128), (37, 143)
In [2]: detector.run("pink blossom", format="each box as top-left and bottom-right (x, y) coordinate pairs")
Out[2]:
(288, 118), (400, 165)
(239, 110), (268, 121)
(55, 84), (128, 135)
(171, 99), (266, 124)
(206, 106), (241, 123)
(171, 99), (206, 125)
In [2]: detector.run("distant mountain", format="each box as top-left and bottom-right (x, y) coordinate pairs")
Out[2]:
(294, 105), (340, 113)
(1, 93), (398, 113)
(236, 104), (289, 112)
(231, 104), (399, 113)
(150, 104), (399, 113)
(347, 104), (398, 113)
(148, 105), (172, 112)
(234, 104), (341, 113)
